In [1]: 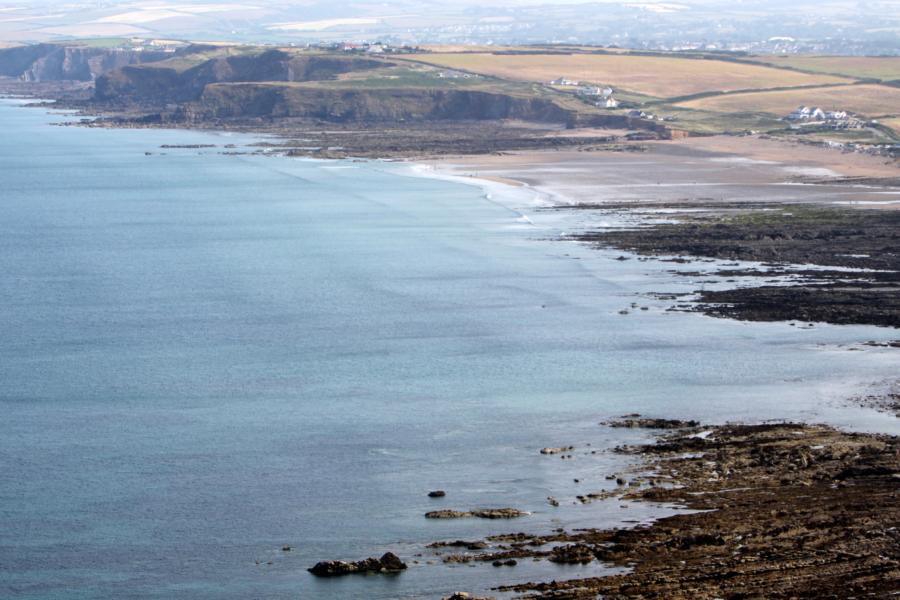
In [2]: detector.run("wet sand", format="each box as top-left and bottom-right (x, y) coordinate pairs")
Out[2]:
(432, 135), (900, 209)
(667, 134), (900, 180)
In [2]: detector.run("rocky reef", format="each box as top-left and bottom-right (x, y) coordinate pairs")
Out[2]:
(423, 421), (900, 598)
(576, 204), (900, 328)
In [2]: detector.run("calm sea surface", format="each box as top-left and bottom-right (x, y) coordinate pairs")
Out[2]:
(1, 99), (899, 599)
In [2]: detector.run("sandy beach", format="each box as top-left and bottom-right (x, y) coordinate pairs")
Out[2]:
(430, 134), (900, 209)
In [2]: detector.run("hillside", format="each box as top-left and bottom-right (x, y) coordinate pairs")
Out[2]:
(93, 49), (386, 104)
(83, 48), (625, 131)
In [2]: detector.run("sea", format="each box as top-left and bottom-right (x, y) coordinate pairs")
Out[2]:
(1, 98), (898, 599)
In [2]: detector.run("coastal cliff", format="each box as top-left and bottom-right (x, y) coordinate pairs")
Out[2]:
(94, 51), (385, 105)
(7, 43), (682, 150)
(190, 84), (574, 124)
(0, 44), (171, 82)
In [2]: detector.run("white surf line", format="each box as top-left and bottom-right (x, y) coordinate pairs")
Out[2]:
(386, 161), (555, 226)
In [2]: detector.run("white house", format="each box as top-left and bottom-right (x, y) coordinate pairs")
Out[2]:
(603, 97), (620, 108)
(787, 105), (827, 121)
(550, 77), (579, 86)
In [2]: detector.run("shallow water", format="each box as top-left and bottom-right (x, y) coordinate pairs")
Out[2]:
(1, 100), (898, 600)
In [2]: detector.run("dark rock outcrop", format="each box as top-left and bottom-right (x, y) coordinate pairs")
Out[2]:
(425, 508), (527, 519)
(581, 205), (900, 328)
(549, 543), (596, 564)
(496, 423), (900, 599)
(605, 417), (701, 429)
(307, 552), (407, 577)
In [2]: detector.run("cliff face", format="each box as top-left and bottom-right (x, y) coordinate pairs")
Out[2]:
(94, 51), (385, 105)
(0, 44), (171, 82)
(191, 84), (574, 125)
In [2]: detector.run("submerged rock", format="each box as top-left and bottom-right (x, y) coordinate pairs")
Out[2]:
(605, 417), (700, 429)
(307, 552), (407, 577)
(492, 558), (518, 567)
(425, 508), (527, 519)
(472, 508), (527, 519)
(443, 593), (496, 600)
(427, 539), (488, 550)
(428, 490), (447, 498)
(425, 509), (470, 519)
(540, 446), (574, 455)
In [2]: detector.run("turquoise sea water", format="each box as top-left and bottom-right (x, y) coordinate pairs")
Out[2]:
(1, 99), (899, 599)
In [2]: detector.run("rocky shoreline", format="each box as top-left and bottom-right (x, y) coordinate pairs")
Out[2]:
(61, 115), (649, 159)
(432, 420), (900, 599)
(573, 203), (900, 328)
(304, 416), (900, 598)
(1, 78), (660, 160)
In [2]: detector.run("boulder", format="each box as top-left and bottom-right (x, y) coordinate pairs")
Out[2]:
(549, 543), (596, 564)
(308, 552), (407, 577)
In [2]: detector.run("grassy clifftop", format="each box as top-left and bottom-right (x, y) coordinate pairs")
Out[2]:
(94, 49), (385, 104)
